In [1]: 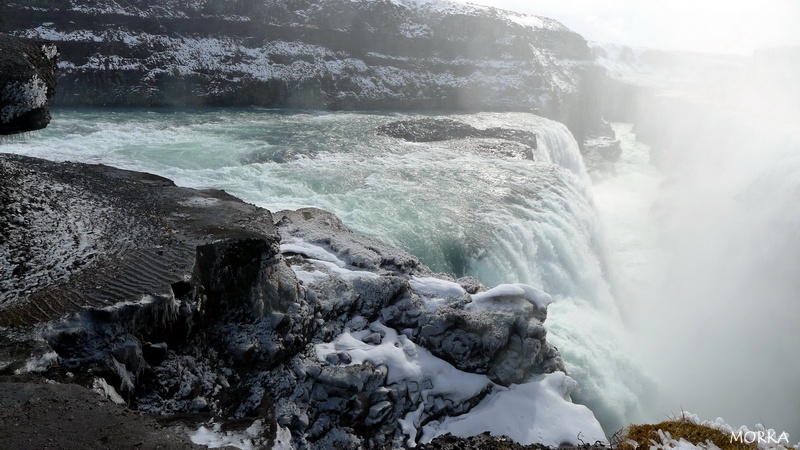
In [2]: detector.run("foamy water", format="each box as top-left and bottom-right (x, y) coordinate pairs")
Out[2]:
(1, 108), (652, 433)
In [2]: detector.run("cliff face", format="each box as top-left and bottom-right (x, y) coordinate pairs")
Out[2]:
(0, 34), (58, 135)
(3, 0), (603, 139)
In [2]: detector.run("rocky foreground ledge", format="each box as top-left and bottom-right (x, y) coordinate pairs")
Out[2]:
(0, 153), (601, 448)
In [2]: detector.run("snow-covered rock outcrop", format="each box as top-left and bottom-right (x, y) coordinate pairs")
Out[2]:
(0, 34), (58, 135)
(0, 154), (604, 448)
(4, 0), (604, 141)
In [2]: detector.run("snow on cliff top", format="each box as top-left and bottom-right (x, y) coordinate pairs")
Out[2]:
(383, 0), (565, 30)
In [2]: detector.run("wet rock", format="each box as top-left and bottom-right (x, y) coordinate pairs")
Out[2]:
(275, 207), (424, 275)
(1, 156), (567, 449)
(457, 276), (482, 294)
(142, 342), (168, 366)
(416, 431), (610, 450)
(378, 118), (538, 160)
(0, 35), (58, 135)
(111, 337), (146, 379)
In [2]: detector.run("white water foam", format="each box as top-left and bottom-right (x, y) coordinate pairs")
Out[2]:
(2, 109), (645, 434)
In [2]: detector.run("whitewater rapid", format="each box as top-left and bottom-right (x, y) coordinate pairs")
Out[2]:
(3, 108), (646, 433)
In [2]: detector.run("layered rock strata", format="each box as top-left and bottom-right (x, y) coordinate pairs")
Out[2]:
(4, 0), (604, 142)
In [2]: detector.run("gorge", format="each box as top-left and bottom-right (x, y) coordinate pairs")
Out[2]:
(2, 0), (800, 448)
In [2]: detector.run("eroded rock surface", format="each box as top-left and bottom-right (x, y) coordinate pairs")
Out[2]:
(1, 155), (567, 448)
(0, 34), (58, 135)
(377, 118), (538, 160)
(0, 153), (277, 325)
(417, 432), (609, 450)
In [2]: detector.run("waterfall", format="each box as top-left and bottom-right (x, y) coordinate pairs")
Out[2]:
(463, 117), (648, 433)
(2, 109), (647, 434)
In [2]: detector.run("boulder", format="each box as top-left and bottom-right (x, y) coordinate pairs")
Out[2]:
(377, 118), (538, 160)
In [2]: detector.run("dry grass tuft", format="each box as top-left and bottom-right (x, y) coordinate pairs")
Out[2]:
(614, 417), (758, 450)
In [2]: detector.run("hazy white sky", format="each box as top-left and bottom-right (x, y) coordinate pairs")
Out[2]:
(455, 0), (800, 55)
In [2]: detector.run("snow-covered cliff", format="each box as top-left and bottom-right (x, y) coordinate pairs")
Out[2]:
(3, 0), (604, 140)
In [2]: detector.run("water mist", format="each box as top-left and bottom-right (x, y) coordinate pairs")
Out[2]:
(603, 51), (800, 437)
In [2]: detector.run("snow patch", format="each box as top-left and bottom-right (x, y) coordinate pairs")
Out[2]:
(291, 267), (330, 285)
(409, 276), (466, 299)
(504, 12), (546, 29)
(280, 237), (381, 280)
(92, 377), (126, 404)
(315, 259), (380, 280)
(190, 419), (266, 449)
(316, 322), (491, 446)
(273, 425), (295, 450)
(421, 372), (607, 447)
(409, 276), (467, 312)
(316, 322), (489, 399)
(316, 322), (602, 447)
(469, 283), (553, 311)
(281, 239), (346, 267)
(14, 351), (59, 374)
(42, 44), (58, 60)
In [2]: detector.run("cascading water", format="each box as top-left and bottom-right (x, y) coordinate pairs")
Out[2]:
(3, 109), (646, 433)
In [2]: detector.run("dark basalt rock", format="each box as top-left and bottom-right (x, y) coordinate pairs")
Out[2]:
(3, 0), (605, 144)
(0, 382), (202, 449)
(0, 155), (566, 448)
(417, 432), (609, 450)
(1, 151), (280, 411)
(0, 34), (58, 135)
(378, 118), (538, 160)
(378, 118), (494, 142)
(0, 153), (278, 325)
